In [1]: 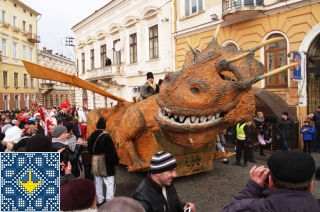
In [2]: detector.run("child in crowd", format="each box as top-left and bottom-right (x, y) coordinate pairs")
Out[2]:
(300, 119), (315, 154)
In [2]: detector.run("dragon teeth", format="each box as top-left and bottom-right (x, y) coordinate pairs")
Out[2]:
(158, 108), (222, 126)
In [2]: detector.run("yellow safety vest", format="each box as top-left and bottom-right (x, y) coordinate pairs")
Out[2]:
(236, 123), (247, 140)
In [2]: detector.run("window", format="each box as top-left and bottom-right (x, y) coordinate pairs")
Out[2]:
(14, 94), (20, 109)
(185, 0), (203, 16)
(12, 41), (17, 58)
(100, 44), (106, 67)
(14, 72), (18, 87)
(31, 94), (35, 103)
(90, 49), (94, 69)
(29, 47), (33, 61)
(149, 25), (158, 59)
(24, 94), (29, 109)
(24, 74), (28, 87)
(2, 38), (7, 56)
(130, 33), (137, 63)
(3, 70), (8, 87)
(13, 15), (17, 27)
(22, 45), (26, 59)
(30, 78), (34, 88)
(1, 10), (6, 23)
(81, 53), (85, 73)
(264, 34), (288, 87)
(22, 20), (26, 31)
(113, 39), (121, 65)
(4, 95), (9, 111)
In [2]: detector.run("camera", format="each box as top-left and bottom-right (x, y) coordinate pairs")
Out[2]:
(264, 174), (270, 188)
(185, 207), (191, 212)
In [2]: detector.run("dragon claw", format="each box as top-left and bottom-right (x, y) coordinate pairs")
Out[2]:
(127, 159), (149, 172)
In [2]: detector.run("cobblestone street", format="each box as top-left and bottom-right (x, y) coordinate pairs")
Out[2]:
(115, 149), (320, 212)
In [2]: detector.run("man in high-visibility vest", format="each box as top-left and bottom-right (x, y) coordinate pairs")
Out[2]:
(233, 121), (250, 167)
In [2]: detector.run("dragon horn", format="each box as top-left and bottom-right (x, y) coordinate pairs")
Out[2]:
(249, 63), (298, 84)
(222, 52), (251, 65)
(249, 37), (285, 53)
(22, 60), (127, 103)
(233, 63), (298, 87)
(187, 38), (198, 59)
(212, 24), (220, 43)
(222, 37), (285, 66)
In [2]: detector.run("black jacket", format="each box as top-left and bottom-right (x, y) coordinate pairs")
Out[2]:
(275, 117), (295, 140)
(52, 142), (83, 178)
(133, 174), (185, 212)
(88, 129), (119, 176)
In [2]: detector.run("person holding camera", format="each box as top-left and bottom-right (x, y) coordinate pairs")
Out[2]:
(52, 125), (86, 178)
(222, 151), (320, 211)
(133, 151), (196, 212)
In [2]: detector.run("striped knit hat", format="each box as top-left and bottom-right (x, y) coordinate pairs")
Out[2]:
(150, 151), (177, 174)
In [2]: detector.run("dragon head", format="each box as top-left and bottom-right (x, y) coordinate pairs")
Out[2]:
(155, 29), (295, 149)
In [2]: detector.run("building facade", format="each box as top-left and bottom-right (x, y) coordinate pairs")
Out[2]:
(174, 0), (320, 148)
(37, 48), (76, 108)
(0, 0), (40, 111)
(72, 0), (173, 109)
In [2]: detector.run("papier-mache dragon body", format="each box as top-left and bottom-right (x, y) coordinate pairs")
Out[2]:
(23, 27), (296, 176)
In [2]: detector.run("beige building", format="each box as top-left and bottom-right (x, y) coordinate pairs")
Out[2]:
(37, 48), (76, 108)
(0, 0), (40, 111)
(72, 0), (174, 108)
(174, 0), (320, 149)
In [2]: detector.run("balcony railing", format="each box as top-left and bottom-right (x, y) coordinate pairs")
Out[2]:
(27, 33), (40, 43)
(222, 0), (264, 17)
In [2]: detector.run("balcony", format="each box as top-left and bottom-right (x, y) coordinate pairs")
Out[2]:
(40, 82), (54, 90)
(222, 0), (264, 19)
(12, 26), (20, 32)
(0, 20), (10, 28)
(83, 65), (122, 81)
(27, 33), (40, 43)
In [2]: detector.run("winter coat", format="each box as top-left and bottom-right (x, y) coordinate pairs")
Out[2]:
(275, 117), (295, 140)
(140, 81), (159, 99)
(87, 129), (119, 176)
(222, 179), (320, 212)
(300, 125), (315, 141)
(133, 174), (185, 212)
(52, 139), (83, 178)
(313, 110), (320, 129)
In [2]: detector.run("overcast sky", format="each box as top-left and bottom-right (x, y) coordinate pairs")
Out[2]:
(21, 0), (110, 60)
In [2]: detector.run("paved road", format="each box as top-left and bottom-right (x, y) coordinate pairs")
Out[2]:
(114, 149), (320, 212)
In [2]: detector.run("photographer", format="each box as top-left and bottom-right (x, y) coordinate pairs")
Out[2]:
(222, 151), (320, 211)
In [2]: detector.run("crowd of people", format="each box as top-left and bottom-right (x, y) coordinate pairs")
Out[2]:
(1, 87), (320, 211)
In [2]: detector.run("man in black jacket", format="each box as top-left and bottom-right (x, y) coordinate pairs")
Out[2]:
(133, 151), (196, 212)
(275, 111), (295, 151)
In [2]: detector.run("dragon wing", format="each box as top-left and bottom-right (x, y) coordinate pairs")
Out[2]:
(22, 60), (127, 103)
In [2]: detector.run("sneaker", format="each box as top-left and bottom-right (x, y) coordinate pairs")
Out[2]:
(232, 161), (241, 166)
(97, 200), (106, 208)
(242, 162), (247, 167)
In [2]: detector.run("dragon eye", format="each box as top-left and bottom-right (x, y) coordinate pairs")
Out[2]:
(190, 87), (200, 94)
(219, 70), (238, 82)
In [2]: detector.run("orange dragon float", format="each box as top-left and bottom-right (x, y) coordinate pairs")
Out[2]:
(23, 28), (296, 176)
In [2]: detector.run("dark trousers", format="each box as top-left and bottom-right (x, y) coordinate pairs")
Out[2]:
(303, 140), (312, 154)
(235, 140), (249, 163)
(313, 128), (320, 152)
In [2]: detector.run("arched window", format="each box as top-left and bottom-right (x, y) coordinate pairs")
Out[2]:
(264, 34), (287, 87)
